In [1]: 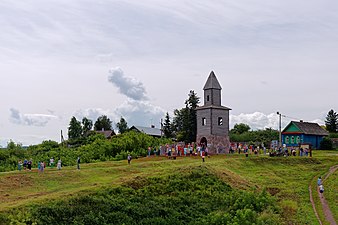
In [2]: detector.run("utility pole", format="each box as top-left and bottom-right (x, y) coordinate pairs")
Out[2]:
(277, 112), (282, 148)
(160, 118), (163, 138)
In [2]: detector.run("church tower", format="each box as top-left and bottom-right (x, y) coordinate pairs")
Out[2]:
(196, 71), (231, 153)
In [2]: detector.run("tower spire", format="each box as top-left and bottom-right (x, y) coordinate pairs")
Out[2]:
(203, 71), (222, 106)
(203, 71), (222, 90)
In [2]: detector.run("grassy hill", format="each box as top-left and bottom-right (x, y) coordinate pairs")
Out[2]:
(0, 151), (337, 224)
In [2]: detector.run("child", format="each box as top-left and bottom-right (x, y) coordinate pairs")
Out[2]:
(319, 184), (324, 194)
(127, 154), (132, 165)
(317, 177), (322, 186)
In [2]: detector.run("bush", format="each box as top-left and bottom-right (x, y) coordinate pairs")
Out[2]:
(320, 137), (333, 150)
(0, 132), (173, 171)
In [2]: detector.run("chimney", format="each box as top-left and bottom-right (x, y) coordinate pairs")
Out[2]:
(300, 120), (303, 123)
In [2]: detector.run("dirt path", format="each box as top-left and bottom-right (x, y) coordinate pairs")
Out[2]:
(310, 165), (338, 225)
(309, 184), (323, 225)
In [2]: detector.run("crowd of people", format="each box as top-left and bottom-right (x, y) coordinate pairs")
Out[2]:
(18, 157), (62, 172)
(147, 142), (209, 159)
(229, 143), (312, 158)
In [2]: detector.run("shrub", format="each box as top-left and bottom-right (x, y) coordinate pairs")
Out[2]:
(320, 137), (333, 150)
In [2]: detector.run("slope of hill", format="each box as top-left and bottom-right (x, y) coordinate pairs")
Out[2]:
(0, 151), (337, 224)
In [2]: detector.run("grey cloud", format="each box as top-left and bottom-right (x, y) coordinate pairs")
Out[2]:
(108, 67), (148, 101)
(9, 108), (57, 127)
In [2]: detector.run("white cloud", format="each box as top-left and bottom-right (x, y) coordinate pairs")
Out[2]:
(74, 108), (114, 123)
(9, 108), (58, 127)
(230, 112), (326, 131)
(74, 99), (166, 130)
(230, 112), (286, 130)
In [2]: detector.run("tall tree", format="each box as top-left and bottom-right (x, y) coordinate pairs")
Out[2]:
(94, 115), (112, 131)
(82, 117), (93, 136)
(116, 117), (129, 134)
(163, 112), (173, 138)
(325, 109), (338, 132)
(68, 116), (83, 139)
(172, 90), (200, 143)
(185, 90), (200, 143)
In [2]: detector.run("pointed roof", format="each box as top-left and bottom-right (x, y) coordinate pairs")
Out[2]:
(282, 121), (329, 136)
(203, 71), (222, 90)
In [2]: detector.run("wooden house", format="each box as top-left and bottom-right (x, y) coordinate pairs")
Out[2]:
(282, 121), (329, 149)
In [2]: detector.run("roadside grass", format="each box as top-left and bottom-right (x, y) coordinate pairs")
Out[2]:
(323, 168), (338, 222)
(0, 150), (337, 224)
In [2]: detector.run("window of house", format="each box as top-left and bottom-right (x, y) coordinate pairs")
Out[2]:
(207, 95), (210, 101)
(285, 136), (289, 144)
(291, 136), (295, 144)
(202, 117), (206, 126)
(218, 117), (223, 126)
(296, 136), (300, 144)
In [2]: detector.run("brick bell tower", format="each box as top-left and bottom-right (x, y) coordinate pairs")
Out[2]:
(196, 71), (231, 154)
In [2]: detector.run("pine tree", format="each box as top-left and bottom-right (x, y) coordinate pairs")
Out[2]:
(185, 90), (200, 143)
(163, 112), (172, 138)
(325, 109), (338, 133)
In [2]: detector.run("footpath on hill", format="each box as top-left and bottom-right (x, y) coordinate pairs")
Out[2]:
(310, 165), (338, 225)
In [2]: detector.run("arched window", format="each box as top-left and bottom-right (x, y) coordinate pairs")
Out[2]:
(291, 136), (295, 144)
(285, 136), (290, 144)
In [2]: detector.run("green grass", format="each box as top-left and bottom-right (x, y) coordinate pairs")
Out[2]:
(324, 168), (338, 222)
(0, 150), (337, 224)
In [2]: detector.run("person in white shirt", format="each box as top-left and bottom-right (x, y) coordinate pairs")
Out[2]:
(319, 184), (324, 194)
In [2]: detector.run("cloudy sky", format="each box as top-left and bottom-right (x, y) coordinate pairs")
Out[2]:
(1, 0), (337, 146)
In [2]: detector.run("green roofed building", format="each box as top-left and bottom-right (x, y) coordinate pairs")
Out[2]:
(282, 121), (329, 149)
